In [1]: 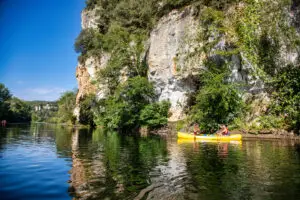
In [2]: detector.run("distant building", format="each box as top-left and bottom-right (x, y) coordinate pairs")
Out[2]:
(35, 105), (42, 111)
(33, 103), (58, 112)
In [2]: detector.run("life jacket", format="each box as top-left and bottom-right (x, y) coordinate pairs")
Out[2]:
(223, 127), (229, 135)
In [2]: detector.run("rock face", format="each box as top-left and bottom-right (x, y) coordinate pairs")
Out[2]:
(75, 3), (300, 122)
(147, 4), (300, 121)
(75, 61), (96, 104)
(147, 7), (200, 121)
(74, 8), (104, 119)
(146, 6), (255, 121)
(81, 8), (99, 29)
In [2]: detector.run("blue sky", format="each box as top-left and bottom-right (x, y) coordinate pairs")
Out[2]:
(0, 0), (85, 101)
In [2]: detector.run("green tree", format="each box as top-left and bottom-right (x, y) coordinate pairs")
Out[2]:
(55, 90), (77, 124)
(96, 76), (157, 131)
(9, 97), (31, 122)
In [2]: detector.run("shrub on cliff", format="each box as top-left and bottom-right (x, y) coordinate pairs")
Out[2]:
(74, 28), (103, 63)
(190, 64), (244, 132)
(270, 65), (300, 133)
(139, 100), (171, 129)
(94, 76), (170, 131)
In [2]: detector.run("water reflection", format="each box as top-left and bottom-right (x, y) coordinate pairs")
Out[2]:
(179, 141), (246, 200)
(69, 129), (169, 200)
(68, 130), (300, 200)
(218, 142), (229, 158)
(1, 124), (300, 200)
(141, 139), (188, 200)
(176, 139), (300, 200)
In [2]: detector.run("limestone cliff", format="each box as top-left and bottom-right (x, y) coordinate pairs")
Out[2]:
(75, 1), (300, 122)
(74, 9), (107, 119)
(147, 7), (200, 121)
(81, 8), (99, 29)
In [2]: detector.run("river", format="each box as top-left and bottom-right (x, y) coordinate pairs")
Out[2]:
(0, 124), (300, 200)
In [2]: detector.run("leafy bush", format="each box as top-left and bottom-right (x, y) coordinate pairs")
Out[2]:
(95, 76), (158, 131)
(270, 65), (300, 133)
(74, 28), (103, 63)
(95, 97), (127, 129)
(139, 100), (171, 128)
(190, 64), (244, 132)
(256, 115), (284, 130)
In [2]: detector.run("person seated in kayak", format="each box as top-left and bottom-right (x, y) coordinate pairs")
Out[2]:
(193, 123), (201, 135)
(223, 125), (230, 136)
(217, 124), (230, 136)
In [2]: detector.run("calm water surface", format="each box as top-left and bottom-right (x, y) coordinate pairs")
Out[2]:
(0, 124), (300, 200)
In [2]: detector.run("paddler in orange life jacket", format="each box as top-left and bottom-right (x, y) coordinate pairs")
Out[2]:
(217, 124), (230, 136)
(224, 125), (230, 135)
(221, 124), (230, 136)
(193, 123), (200, 135)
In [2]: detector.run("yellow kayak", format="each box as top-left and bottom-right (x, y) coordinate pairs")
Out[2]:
(177, 138), (242, 145)
(178, 132), (242, 141)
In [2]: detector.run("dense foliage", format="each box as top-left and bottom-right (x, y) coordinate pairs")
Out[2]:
(9, 97), (31, 122)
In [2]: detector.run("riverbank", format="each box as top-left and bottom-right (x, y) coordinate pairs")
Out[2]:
(150, 125), (300, 140)
(229, 129), (300, 140)
(240, 133), (300, 140)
